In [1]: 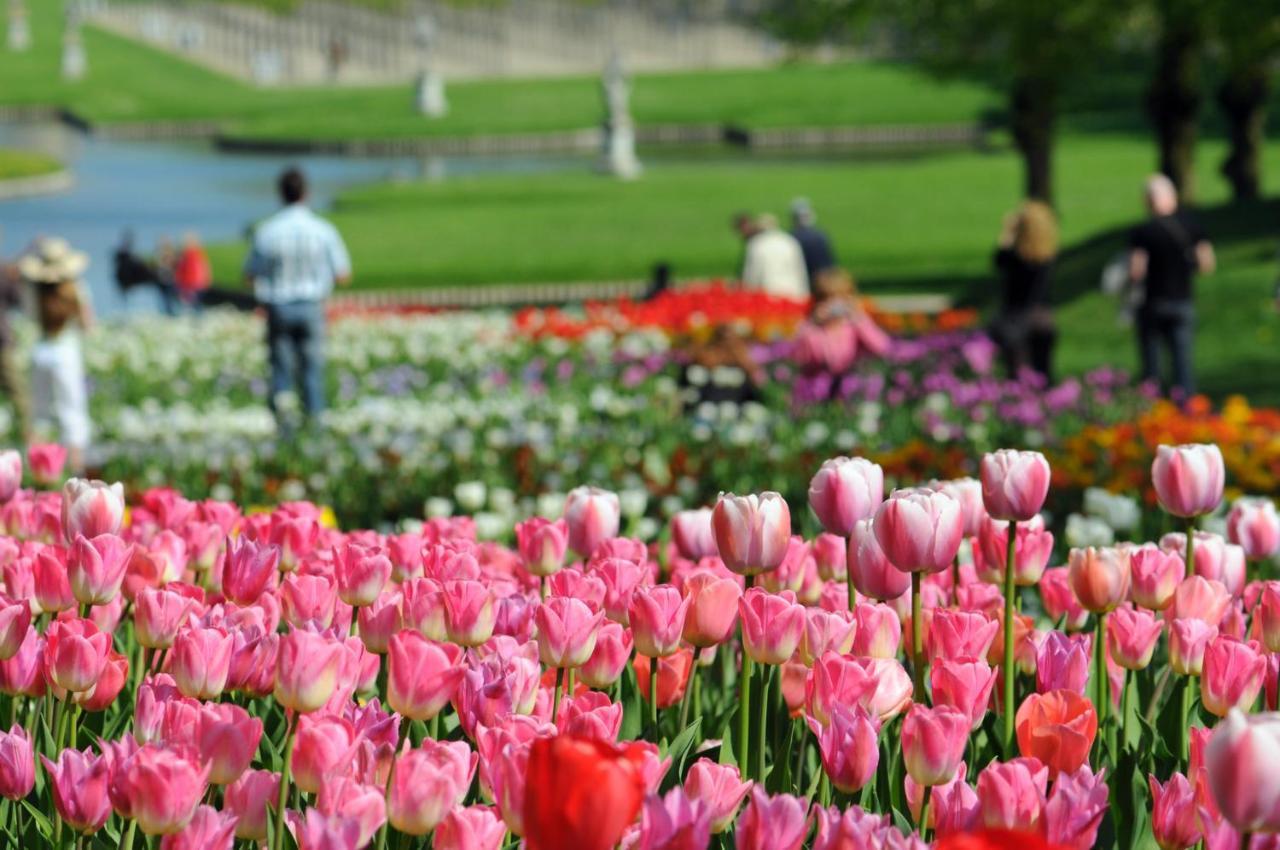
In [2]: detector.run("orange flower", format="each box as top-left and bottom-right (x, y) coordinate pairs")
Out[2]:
(633, 648), (694, 709)
(1014, 689), (1097, 777)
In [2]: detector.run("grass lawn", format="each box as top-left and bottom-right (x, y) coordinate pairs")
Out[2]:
(0, 148), (61, 180)
(1, 0), (995, 140)
(207, 132), (1280, 403)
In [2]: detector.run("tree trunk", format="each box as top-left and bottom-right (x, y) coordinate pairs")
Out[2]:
(1146, 22), (1202, 201)
(1011, 77), (1056, 204)
(1218, 63), (1269, 201)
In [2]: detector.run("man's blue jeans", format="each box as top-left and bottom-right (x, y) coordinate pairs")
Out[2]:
(266, 300), (326, 417)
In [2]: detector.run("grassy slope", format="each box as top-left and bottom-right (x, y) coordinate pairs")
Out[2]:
(0, 148), (61, 180)
(1, 0), (994, 138)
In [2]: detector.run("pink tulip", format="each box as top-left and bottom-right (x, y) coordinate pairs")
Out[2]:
(1228, 498), (1280, 561)
(976, 757), (1049, 832)
(1035, 631), (1091, 695)
(134, 587), (195, 650)
(357, 591), (402, 654)
(1258, 582), (1280, 653)
(929, 765), (981, 835)
(316, 776), (387, 848)
(798, 608), (856, 666)
(1039, 567), (1089, 630)
(280, 573), (337, 630)
(807, 456), (884, 537)
(1149, 772), (1201, 850)
(975, 514), (1054, 586)
(334, 543), (391, 608)
(638, 787), (712, 850)
(811, 533), (847, 582)
(1163, 532), (1242, 597)
(274, 628), (346, 714)
(1067, 546), (1131, 614)
(927, 608), (999, 662)
(931, 657), (998, 730)
(683, 759), (751, 834)
(197, 702), (262, 786)
(443, 579), (497, 647)
(849, 518), (910, 600)
(41, 747), (112, 832)
(159, 805), (237, 850)
(902, 703), (969, 787)
(45, 617), (110, 693)
(1172, 576), (1231, 625)
(221, 539), (279, 606)
(931, 477), (986, 538)
(1201, 636), (1268, 717)
(389, 740), (476, 835)
(1042, 765), (1109, 850)
(223, 769), (279, 841)
(1153, 444), (1225, 518)
(291, 713), (357, 795)
(434, 805), (506, 850)
(67, 533), (131, 606)
(578, 621), (633, 689)
(807, 703), (880, 793)
(0, 725), (33, 799)
(288, 808), (364, 850)
(516, 517), (570, 577)
(1204, 708), (1280, 832)
(629, 585), (690, 659)
(1108, 605), (1164, 670)
(592, 556), (647, 625)
(739, 588), (805, 665)
(0, 598), (29, 662)
(1130, 543), (1184, 610)
(400, 577), (449, 641)
(171, 625), (234, 700)
(269, 515), (319, 573)
(1169, 618), (1219, 676)
(0, 628), (43, 698)
(981, 449), (1050, 522)
(535, 597), (604, 669)
(388, 629), (465, 721)
(557, 690), (623, 740)
(0, 452), (20, 502)
(852, 602), (901, 659)
(711, 492), (792, 576)
(681, 571), (741, 648)
(564, 486), (621, 558)
(670, 509), (718, 561)
(112, 745), (208, 836)
(33, 548), (73, 613)
(61, 479), (125, 543)
(873, 487), (963, 573)
(27, 444), (65, 486)
(734, 787), (809, 850)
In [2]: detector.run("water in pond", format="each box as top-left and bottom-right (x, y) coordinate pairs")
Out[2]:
(0, 121), (582, 316)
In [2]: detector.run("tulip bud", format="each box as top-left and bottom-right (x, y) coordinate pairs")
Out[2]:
(980, 449), (1051, 522)
(1204, 709), (1280, 833)
(807, 456), (883, 538)
(515, 517), (570, 577)
(0, 452), (21, 503)
(873, 488), (963, 574)
(902, 704), (969, 786)
(61, 479), (124, 544)
(669, 509), (718, 562)
(564, 486), (621, 559)
(1227, 497), (1280, 561)
(1067, 547), (1131, 614)
(711, 492), (791, 576)
(1152, 444), (1225, 518)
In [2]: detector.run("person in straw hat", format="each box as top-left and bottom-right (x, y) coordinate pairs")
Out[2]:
(17, 237), (93, 473)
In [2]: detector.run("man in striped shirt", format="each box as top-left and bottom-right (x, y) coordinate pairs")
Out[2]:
(243, 167), (352, 422)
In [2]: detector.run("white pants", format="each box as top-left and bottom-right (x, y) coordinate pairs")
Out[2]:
(31, 332), (90, 450)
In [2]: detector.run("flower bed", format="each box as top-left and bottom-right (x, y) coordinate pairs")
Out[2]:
(0, 439), (1273, 849)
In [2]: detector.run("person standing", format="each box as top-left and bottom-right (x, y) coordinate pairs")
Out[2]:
(990, 201), (1059, 382)
(789, 198), (837, 293)
(17, 238), (93, 473)
(243, 167), (352, 425)
(1128, 174), (1215, 399)
(734, 213), (808, 300)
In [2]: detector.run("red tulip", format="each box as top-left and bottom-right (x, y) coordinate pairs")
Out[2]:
(1015, 690), (1098, 777)
(522, 736), (648, 850)
(935, 829), (1067, 850)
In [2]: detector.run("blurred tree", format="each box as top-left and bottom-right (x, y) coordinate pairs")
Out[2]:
(1214, 2), (1280, 200)
(1144, 0), (1208, 201)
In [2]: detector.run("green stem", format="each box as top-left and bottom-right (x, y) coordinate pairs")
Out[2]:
(1180, 675), (1195, 767)
(274, 715), (298, 850)
(793, 718), (806, 796)
(1185, 518), (1196, 579)
(911, 571), (925, 704)
(429, 713), (439, 741)
(1002, 519), (1018, 757)
(739, 652), (753, 781)
(649, 659), (659, 730)
(755, 664), (771, 784)
(1119, 668), (1132, 753)
(552, 666), (565, 726)
(678, 662), (696, 730)
(1095, 614), (1109, 759)
(818, 770), (831, 808)
(67, 704), (80, 752)
(377, 724), (411, 850)
(692, 661), (702, 723)
(951, 554), (961, 606)
(920, 783), (933, 843)
(846, 537), (856, 612)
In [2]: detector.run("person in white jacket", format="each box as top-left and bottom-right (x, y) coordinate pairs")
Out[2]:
(734, 213), (809, 300)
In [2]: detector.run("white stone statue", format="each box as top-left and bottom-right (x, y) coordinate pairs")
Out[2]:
(7, 0), (30, 52)
(600, 51), (641, 179)
(61, 6), (86, 80)
(414, 14), (447, 118)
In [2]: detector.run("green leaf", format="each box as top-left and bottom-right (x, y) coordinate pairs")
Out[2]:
(718, 708), (738, 768)
(620, 665), (644, 742)
(19, 798), (51, 838)
(665, 718), (702, 780)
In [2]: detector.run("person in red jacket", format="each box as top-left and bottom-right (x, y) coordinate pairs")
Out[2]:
(173, 232), (212, 309)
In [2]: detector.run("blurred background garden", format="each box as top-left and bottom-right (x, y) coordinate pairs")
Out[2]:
(1, 0), (1278, 530)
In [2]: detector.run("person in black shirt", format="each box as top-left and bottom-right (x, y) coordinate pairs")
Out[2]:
(1128, 174), (1215, 399)
(790, 198), (837, 295)
(990, 201), (1058, 382)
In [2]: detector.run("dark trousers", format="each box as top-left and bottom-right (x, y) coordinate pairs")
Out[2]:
(266, 300), (326, 417)
(1137, 301), (1195, 398)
